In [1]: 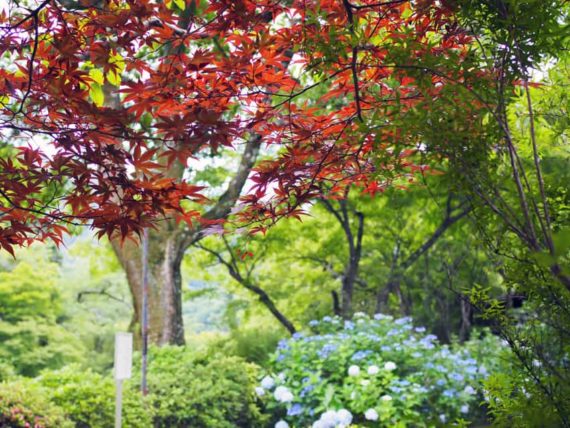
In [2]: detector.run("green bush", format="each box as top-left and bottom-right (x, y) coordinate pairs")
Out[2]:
(37, 366), (152, 428)
(1, 348), (266, 428)
(0, 380), (72, 428)
(220, 327), (284, 366)
(137, 345), (267, 427)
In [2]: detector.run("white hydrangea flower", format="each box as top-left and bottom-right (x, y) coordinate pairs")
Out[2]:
(364, 408), (379, 421)
(336, 409), (353, 426)
(255, 387), (265, 397)
(348, 365), (360, 376)
(384, 361), (397, 371)
(360, 379), (370, 386)
(367, 365), (379, 375)
(381, 394), (392, 402)
(320, 410), (338, 427)
(439, 414), (447, 423)
(460, 405), (469, 414)
(274, 386), (294, 403)
(278, 372), (287, 381)
(463, 385), (475, 395)
(275, 420), (290, 428)
(261, 376), (275, 390)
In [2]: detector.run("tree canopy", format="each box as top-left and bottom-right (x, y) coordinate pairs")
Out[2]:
(0, 0), (487, 252)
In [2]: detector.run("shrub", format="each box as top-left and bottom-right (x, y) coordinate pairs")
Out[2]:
(0, 380), (72, 428)
(257, 313), (505, 427)
(37, 365), (152, 428)
(221, 327), (284, 366)
(136, 345), (267, 427)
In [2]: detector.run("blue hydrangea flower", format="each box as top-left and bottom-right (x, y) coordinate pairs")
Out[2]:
(395, 316), (412, 325)
(287, 403), (304, 416)
(300, 385), (314, 397)
(451, 373), (464, 382)
(351, 350), (372, 361)
(318, 343), (338, 359)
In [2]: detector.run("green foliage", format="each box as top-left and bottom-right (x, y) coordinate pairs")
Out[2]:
(0, 248), (85, 379)
(484, 352), (570, 428)
(0, 320), (85, 380)
(456, 0), (569, 73)
(258, 315), (506, 427)
(133, 345), (266, 427)
(37, 366), (152, 428)
(0, 380), (72, 428)
(57, 237), (132, 373)
(218, 326), (284, 366)
(0, 348), (267, 428)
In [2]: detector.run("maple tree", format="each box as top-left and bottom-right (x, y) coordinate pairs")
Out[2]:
(0, 0), (476, 343)
(0, 0), (471, 248)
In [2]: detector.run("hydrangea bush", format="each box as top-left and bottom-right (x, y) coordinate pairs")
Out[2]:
(257, 313), (504, 427)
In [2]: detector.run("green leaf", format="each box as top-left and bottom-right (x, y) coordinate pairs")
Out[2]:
(323, 384), (334, 407)
(88, 68), (104, 85)
(553, 229), (570, 257)
(90, 83), (104, 107)
(106, 70), (121, 87)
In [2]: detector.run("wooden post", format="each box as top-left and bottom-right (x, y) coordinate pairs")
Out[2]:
(114, 332), (133, 428)
(141, 228), (149, 395)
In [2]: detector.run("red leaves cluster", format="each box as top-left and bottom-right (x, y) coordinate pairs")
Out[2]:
(0, 0), (477, 250)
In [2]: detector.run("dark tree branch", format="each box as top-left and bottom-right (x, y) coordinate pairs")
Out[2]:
(195, 242), (297, 335)
(181, 134), (262, 249)
(77, 288), (129, 306)
(400, 197), (472, 271)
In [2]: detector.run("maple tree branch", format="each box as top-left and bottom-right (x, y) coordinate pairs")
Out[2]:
(351, 47), (364, 122)
(181, 134), (261, 248)
(7, 0), (51, 29)
(0, 187), (83, 226)
(14, 14), (40, 117)
(342, 0), (364, 122)
(346, 0), (410, 10)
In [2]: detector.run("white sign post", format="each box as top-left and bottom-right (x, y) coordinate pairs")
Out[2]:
(114, 332), (133, 428)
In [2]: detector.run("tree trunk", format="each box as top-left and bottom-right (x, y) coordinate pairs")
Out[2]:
(375, 275), (401, 314)
(458, 294), (473, 343)
(110, 137), (260, 346)
(111, 221), (186, 346)
(341, 257), (358, 318)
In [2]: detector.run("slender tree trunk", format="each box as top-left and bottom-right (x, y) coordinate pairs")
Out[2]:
(458, 294), (473, 343)
(111, 222), (186, 346)
(341, 256), (358, 318)
(375, 275), (401, 314)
